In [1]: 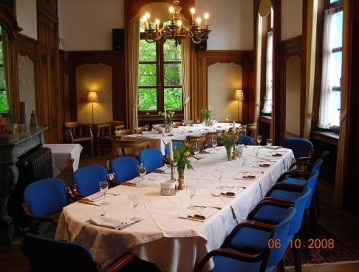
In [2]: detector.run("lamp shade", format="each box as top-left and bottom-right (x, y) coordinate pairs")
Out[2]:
(87, 91), (98, 103)
(233, 89), (244, 101)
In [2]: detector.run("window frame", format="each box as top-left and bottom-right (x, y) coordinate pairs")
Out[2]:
(138, 30), (184, 118)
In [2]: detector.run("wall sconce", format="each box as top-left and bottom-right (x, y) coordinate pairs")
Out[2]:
(87, 91), (98, 125)
(233, 89), (244, 122)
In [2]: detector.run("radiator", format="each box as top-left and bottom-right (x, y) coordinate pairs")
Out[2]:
(20, 147), (53, 183)
(8, 147), (53, 230)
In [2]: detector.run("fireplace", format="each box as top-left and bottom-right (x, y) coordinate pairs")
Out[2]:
(0, 127), (47, 245)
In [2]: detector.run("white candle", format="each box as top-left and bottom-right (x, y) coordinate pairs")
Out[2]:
(169, 140), (174, 161)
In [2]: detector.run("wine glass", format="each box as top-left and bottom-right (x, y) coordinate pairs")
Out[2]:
(137, 163), (146, 186)
(240, 155), (246, 168)
(266, 138), (273, 147)
(212, 138), (218, 153)
(257, 135), (262, 147)
(225, 115), (230, 122)
(196, 117), (201, 124)
(214, 167), (223, 188)
(129, 192), (140, 220)
(194, 143), (199, 159)
(144, 124), (149, 131)
(186, 185), (196, 209)
(99, 180), (109, 206)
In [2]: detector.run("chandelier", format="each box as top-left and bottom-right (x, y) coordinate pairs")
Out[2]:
(142, 0), (211, 46)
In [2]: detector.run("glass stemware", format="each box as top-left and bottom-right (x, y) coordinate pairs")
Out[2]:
(194, 143), (199, 159)
(144, 124), (149, 131)
(128, 192), (140, 220)
(99, 180), (109, 206)
(257, 135), (262, 146)
(266, 138), (273, 147)
(240, 155), (246, 168)
(137, 163), (146, 187)
(186, 185), (196, 209)
(212, 138), (218, 153)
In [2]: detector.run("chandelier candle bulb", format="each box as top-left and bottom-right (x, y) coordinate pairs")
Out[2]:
(190, 8), (195, 21)
(204, 13), (209, 26)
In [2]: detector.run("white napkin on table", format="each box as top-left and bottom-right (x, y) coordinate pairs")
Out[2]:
(80, 192), (104, 203)
(89, 216), (141, 230)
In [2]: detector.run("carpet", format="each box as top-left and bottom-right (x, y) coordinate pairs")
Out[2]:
(284, 226), (359, 266)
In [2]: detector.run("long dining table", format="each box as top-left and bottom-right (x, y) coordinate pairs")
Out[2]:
(55, 146), (294, 272)
(121, 123), (241, 155)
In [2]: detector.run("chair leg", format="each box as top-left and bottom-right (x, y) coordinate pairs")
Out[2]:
(293, 246), (302, 272)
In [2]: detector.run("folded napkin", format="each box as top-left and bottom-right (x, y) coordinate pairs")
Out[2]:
(89, 216), (141, 230)
(267, 146), (282, 150)
(221, 187), (237, 197)
(187, 207), (218, 221)
(271, 152), (283, 157)
(80, 192), (104, 203)
(235, 172), (261, 180)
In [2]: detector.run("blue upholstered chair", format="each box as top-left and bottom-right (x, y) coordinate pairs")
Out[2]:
(236, 135), (254, 145)
(22, 233), (136, 272)
(164, 141), (181, 157)
(139, 148), (164, 173)
(248, 188), (312, 272)
(72, 165), (108, 197)
(110, 156), (139, 183)
(23, 178), (68, 235)
(194, 207), (296, 272)
(283, 137), (314, 162)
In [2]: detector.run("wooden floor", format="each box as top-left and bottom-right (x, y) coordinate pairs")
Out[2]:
(1, 154), (359, 272)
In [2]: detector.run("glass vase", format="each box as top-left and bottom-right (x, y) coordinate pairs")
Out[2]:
(177, 166), (185, 190)
(225, 146), (232, 161)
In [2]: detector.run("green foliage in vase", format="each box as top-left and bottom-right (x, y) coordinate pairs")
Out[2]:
(173, 142), (194, 172)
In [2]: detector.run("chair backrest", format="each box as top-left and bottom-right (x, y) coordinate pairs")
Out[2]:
(246, 123), (257, 138)
(111, 156), (139, 182)
(238, 135), (254, 145)
(283, 138), (314, 160)
(116, 140), (150, 157)
(172, 121), (182, 128)
(134, 126), (146, 133)
(97, 123), (112, 138)
(186, 135), (207, 151)
(73, 165), (108, 197)
(266, 207), (296, 270)
(304, 170), (320, 209)
(139, 148), (164, 173)
(22, 233), (98, 272)
(23, 178), (68, 218)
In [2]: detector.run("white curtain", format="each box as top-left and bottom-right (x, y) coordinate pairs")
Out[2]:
(318, 8), (336, 128)
(126, 16), (140, 129)
(181, 36), (191, 121)
(262, 31), (273, 114)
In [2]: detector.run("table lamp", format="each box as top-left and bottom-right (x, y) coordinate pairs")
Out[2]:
(87, 91), (98, 125)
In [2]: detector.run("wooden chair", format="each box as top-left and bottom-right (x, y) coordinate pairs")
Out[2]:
(183, 120), (193, 126)
(205, 131), (221, 148)
(134, 126), (147, 133)
(96, 121), (125, 156)
(186, 135), (207, 152)
(116, 140), (150, 158)
(64, 122), (93, 157)
(245, 122), (257, 140)
(112, 129), (133, 157)
(172, 121), (182, 128)
(152, 124), (166, 129)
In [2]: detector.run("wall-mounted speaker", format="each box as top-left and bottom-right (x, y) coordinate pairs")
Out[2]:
(112, 29), (124, 51)
(195, 40), (207, 51)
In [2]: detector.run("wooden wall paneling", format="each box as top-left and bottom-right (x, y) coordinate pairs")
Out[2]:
(196, 50), (254, 124)
(67, 51), (125, 125)
(36, 5), (60, 144)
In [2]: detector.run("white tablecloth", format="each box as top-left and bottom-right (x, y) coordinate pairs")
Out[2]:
(56, 146), (293, 271)
(121, 123), (240, 154)
(43, 144), (83, 177)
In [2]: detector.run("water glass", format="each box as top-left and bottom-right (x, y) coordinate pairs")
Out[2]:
(137, 163), (146, 186)
(266, 138), (273, 147)
(99, 180), (109, 206)
(186, 185), (196, 209)
(129, 192), (140, 220)
(257, 135), (262, 146)
(212, 138), (218, 152)
(144, 124), (149, 131)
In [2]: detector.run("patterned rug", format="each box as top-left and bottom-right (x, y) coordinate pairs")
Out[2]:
(284, 226), (359, 266)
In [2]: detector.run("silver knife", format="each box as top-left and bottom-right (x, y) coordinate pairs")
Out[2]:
(230, 205), (239, 225)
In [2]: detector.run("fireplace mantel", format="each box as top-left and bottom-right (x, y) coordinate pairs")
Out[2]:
(0, 127), (47, 244)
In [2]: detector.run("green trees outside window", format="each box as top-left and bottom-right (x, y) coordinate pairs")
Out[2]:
(0, 26), (9, 113)
(138, 20), (183, 115)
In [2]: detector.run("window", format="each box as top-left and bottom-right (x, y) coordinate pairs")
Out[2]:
(0, 25), (8, 113)
(261, 8), (273, 115)
(318, 0), (343, 129)
(138, 19), (183, 116)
